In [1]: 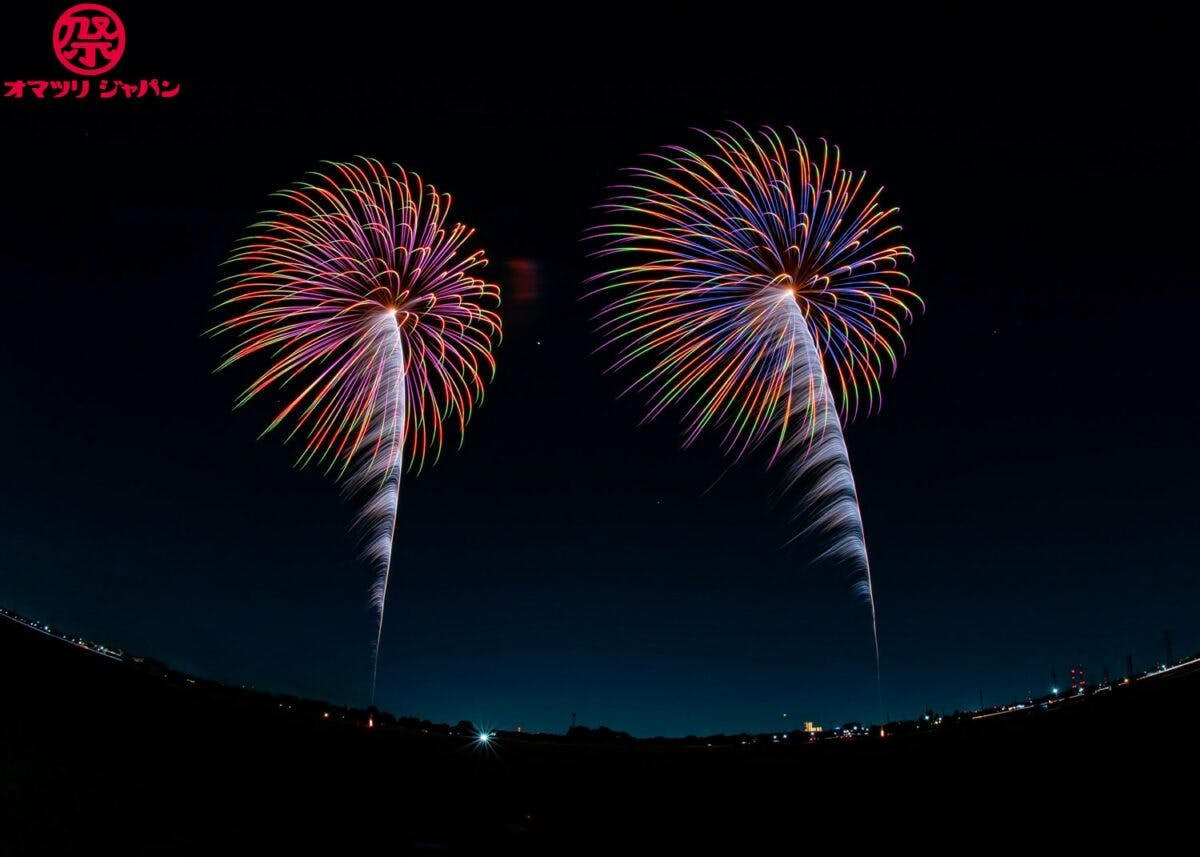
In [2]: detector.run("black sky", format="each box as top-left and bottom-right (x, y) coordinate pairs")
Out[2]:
(2, 6), (1196, 736)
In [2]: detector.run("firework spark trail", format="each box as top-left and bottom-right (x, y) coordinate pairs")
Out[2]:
(342, 319), (405, 699)
(211, 159), (500, 703)
(587, 125), (919, 674)
(778, 300), (879, 674)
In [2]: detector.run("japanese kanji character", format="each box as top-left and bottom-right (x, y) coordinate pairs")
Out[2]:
(53, 8), (124, 76)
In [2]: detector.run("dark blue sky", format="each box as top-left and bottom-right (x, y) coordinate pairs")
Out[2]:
(2, 7), (1196, 736)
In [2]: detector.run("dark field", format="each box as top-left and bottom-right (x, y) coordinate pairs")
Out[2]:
(3, 615), (1195, 853)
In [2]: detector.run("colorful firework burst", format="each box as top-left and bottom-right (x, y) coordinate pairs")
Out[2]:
(211, 158), (501, 698)
(587, 125), (921, 669)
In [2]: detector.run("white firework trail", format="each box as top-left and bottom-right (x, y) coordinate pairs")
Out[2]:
(342, 319), (406, 704)
(778, 300), (879, 675)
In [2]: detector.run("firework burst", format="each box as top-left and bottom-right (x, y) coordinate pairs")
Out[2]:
(587, 125), (920, 671)
(211, 158), (501, 699)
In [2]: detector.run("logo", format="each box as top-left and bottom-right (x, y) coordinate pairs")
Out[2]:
(4, 5), (179, 102)
(53, 4), (126, 76)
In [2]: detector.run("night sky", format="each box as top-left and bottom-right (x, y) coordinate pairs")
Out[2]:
(3, 7), (1196, 736)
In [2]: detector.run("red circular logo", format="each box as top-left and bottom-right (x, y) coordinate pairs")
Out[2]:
(53, 4), (125, 76)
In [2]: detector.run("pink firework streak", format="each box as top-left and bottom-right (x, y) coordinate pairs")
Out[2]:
(211, 158), (501, 700)
(587, 126), (921, 676)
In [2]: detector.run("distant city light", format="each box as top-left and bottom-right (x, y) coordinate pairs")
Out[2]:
(7, 604), (1200, 751)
